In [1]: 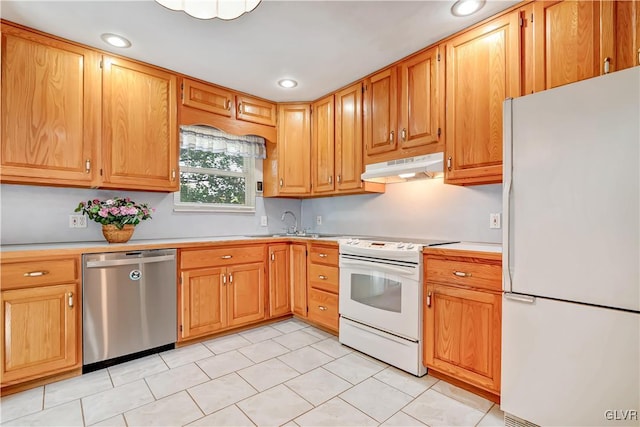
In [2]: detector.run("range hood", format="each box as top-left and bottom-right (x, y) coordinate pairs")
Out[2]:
(361, 152), (444, 184)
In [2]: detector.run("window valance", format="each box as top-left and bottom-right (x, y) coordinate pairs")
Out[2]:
(179, 125), (266, 159)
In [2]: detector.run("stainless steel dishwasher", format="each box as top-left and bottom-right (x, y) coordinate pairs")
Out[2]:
(82, 249), (177, 371)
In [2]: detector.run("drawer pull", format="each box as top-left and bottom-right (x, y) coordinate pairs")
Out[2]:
(229, 274), (233, 283)
(222, 274), (227, 284)
(318, 253), (328, 258)
(426, 291), (431, 308)
(318, 275), (328, 280)
(318, 305), (328, 311)
(453, 271), (471, 278)
(221, 255), (233, 259)
(23, 271), (49, 277)
(68, 292), (74, 308)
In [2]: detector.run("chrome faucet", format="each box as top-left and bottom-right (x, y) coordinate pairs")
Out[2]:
(281, 210), (298, 235)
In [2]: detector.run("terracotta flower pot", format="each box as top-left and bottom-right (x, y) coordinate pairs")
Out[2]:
(102, 224), (135, 244)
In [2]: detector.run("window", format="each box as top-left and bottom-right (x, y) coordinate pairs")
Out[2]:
(174, 126), (265, 212)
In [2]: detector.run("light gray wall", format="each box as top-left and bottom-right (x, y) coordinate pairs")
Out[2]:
(0, 184), (301, 245)
(301, 179), (503, 243)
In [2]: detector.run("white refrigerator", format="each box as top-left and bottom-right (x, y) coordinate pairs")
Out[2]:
(502, 67), (640, 427)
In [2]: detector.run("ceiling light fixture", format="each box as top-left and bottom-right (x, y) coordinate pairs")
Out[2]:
(155, 0), (261, 20)
(100, 33), (131, 48)
(278, 79), (298, 89)
(451, 0), (486, 17)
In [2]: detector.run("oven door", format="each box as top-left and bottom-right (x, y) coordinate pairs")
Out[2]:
(339, 255), (422, 340)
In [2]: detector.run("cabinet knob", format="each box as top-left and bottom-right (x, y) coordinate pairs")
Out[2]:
(270, 253), (275, 261)
(318, 253), (327, 258)
(337, 175), (341, 183)
(390, 130), (394, 143)
(227, 99), (232, 111)
(604, 57), (611, 74)
(279, 178), (284, 188)
(222, 274), (227, 284)
(453, 271), (472, 278)
(318, 275), (328, 280)
(401, 128), (407, 141)
(447, 156), (452, 171)
(328, 175), (333, 185)
(238, 102), (243, 114)
(229, 274), (233, 283)
(68, 292), (74, 308)
(171, 169), (176, 181)
(318, 305), (327, 311)
(426, 291), (431, 308)
(85, 159), (91, 174)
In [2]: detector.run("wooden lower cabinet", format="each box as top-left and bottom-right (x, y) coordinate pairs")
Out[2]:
(179, 246), (266, 341)
(306, 243), (339, 332)
(423, 249), (502, 396)
(307, 288), (339, 331)
(1, 256), (81, 388)
(268, 244), (291, 318)
(291, 244), (308, 317)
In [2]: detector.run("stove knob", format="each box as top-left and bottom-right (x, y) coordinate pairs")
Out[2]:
(397, 243), (405, 249)
(407, 244), (415, 249)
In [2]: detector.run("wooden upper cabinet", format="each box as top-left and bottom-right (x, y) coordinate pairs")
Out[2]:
(364, 67), (398, 157)
(335, 81), (364, 192)
(445, 11), (520, 186)
(236, 94), (276, 127)
(276, 104), (311, 195)
(311, 95), (335, 194)
(609, 0), (640, 71)
(399, 45), (443, 152)
(533, 1), (602, 92)
(182, 78), (233, 117)
(0, 24), (100, 186)
(102, 56), (178, 191)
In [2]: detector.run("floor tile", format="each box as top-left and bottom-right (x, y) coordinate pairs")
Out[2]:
(272, 319), (307, 334)
(477, 404), (505, 426)
(108, 354), (168, 387)
(294, 397), (378, 427)
(311, 337), (353, 358)
(285, 368), (353, 406)
(340, 377), (413, 422)
(323, 353), (386, 384)
(403, 389), (485, 427)
(431, 380), (493, 412)
(301, 326), (333, 340)
(196, 350), (254, 379)
(124, 390), (203, 426)
(1, 399), (83, 427)
(203, 333), (252, 354)
(237, 384), (312, 426)
(160, 343), (213, 368)
(374, 367), (438, 397)
(89, 414), (127, 426)
(44, 369), (112, 409)
(82, 379), (154, 425)
(273, 330), (323, 350)
(145, 362), (209, 399)
(188, 372), (257, 415)
(187, 404), (254, 426)
(237, 358), (300, 391)
(239, 325), (282, 343)
(237, 339), (290, 363)
(380, 411), (426, 426)
(278, 346), (334, 373)
(0, 386), (43, 423)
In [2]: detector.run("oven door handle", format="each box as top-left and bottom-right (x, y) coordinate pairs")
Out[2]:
(339, 256), (417, 276)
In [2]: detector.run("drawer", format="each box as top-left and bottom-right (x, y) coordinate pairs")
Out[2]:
(308, 264), (339, 293)
(307, 288), (339, 332)
(426, 258), (501, 292)
(181, 245), (264, 269)
(1, 258), (79, 290)
(309, 245), (338, 266)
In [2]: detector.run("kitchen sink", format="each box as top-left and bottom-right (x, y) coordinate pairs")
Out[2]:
(244, 233), (342, 239)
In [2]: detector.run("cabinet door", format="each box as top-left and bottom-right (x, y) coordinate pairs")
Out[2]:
(182, 78), (233, 117)
(445, 12), (520, 185)
(291, 243), (308, 317)
(399, 46), (442, 151)
(180, 268), (226, 340)
(335, 82), (364, 192)
(533, 1), (602, 91)
(227, 262), (265, 327)
(1, 284), (78, 385)
(610, 0), (640, 71)
(268, 244), (291, 318)
(277, 104), (311, 194)
(311, 95), (335, 194)
(0, 25), (100, 186)
(424, 283), (502, 393)
(364, 67), (398, 159)
(102, 56), (178, 191)
(236, 95), (276, 127)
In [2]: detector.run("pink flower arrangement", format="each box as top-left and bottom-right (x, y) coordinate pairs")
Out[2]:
(75, 197), (154, 229)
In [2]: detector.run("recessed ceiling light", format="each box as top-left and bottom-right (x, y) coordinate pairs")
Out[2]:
(278, 79), (298, 89)
(101, 33), (132, 48)
(451, 0), (486, 17)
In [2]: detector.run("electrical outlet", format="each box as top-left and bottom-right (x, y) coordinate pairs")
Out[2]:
(316, 215), (322, 226)
(69, 214), (87, 228)
(260, 216), (268, 227)
(490, 213), (501, 229)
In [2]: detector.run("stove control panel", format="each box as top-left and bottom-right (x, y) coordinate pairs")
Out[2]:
(341, 239), (420, 251)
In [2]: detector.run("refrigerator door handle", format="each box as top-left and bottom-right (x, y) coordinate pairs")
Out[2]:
(503, 98), (514, 292)
(504, 292), (536, 304)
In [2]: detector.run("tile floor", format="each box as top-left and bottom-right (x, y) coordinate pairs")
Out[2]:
(0, 319), (505, 426)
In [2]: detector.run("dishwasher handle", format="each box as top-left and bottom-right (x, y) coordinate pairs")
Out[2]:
(85, 254), (175, 268)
